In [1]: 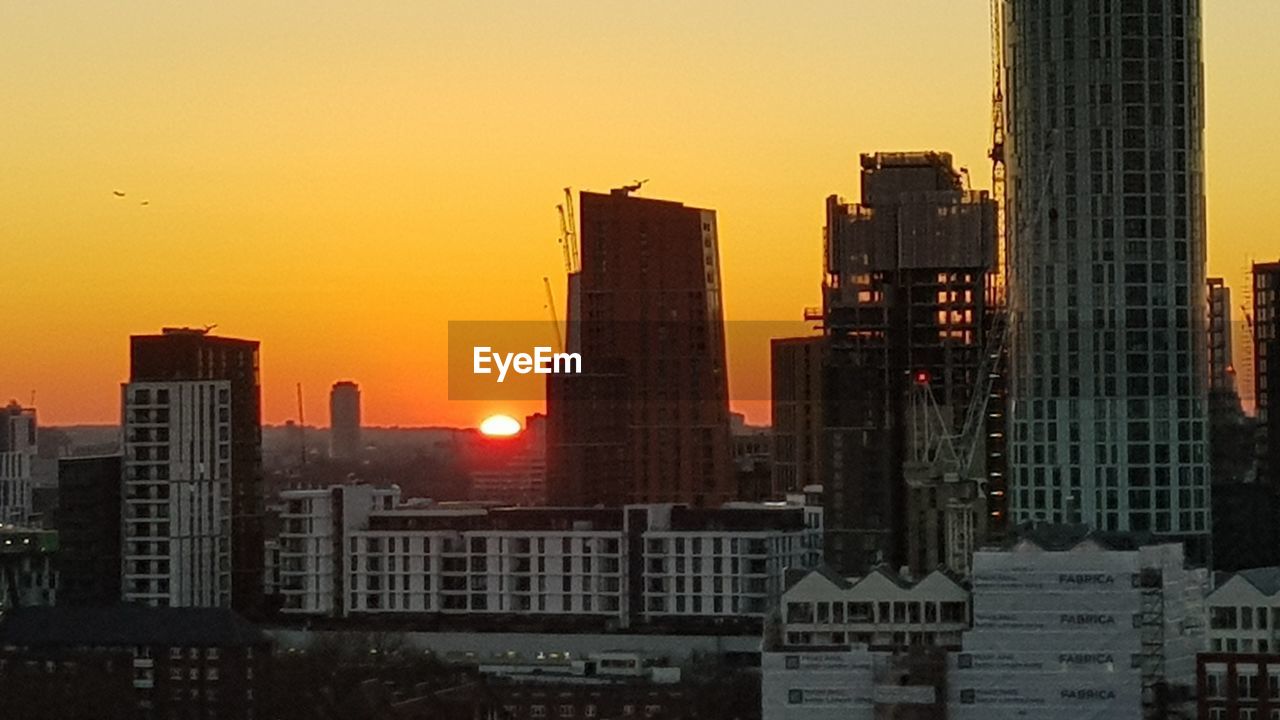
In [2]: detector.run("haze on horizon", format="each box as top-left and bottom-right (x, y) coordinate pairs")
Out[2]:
(3, 1), (1277, 428)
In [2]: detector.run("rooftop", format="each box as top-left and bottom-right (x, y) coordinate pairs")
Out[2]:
(0, 606), (269, 648)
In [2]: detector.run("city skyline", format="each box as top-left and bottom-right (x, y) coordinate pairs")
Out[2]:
(2, 1), (1277, 429)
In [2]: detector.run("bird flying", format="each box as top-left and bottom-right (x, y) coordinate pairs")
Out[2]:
(112, 190), (126, 197)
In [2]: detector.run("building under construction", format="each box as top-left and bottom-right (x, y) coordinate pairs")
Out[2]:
(821, 152), (999, 576)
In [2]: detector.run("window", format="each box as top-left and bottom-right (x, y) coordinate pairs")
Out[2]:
(1240, 673), (1259, 700)
(559, 705), (574, 718)
(530, 706), (547, 718)
(1209, 606), (1238, 629)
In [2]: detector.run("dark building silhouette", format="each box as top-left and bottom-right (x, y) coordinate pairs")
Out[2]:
(329, 380), (362, 460)
(1255, 261), (1280, 485)
(55, 454), (122, 606)
(770, 336), (825, 497)
(123, 328), (264, 616)
(820, 152), (997, 575)
(0, 606), (271, 720)
(547, 189), (733, 507)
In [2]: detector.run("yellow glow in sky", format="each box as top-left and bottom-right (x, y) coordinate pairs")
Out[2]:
(1, 1), (1277, 427)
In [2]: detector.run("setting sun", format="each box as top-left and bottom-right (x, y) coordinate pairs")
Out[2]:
(479, 414), (521, 437)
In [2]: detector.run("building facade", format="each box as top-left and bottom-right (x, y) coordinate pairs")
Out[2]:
(821, 151), (997, 575)
(0, 401), (37, 526)
(1209, 278), (1236, 395)
(1003, 0), (1212, 562)
(0, 526), (57, 610)
(328, 380), (362, 460)
(122, 328), (264, 615)
(55, 454), (123, 606)
(276, 485), (820, 629)
(1254, 262), (1280, 485)
(547, 188), (734, 508)
(1207, 567), (1280, 655)
(770, 336), (825, 497)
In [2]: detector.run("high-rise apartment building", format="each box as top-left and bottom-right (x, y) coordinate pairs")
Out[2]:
(1254, 261), (1280, 485)
(1208, 278), (1236, 395)
(1003, 0), (1211, 562)
(0, 402), (36, 526)
(121, 328), (264, 614)
(56, 455), (123, 606)
(770, 336), (825, 497)
(328, 380), (362, 460)
(547, 189), (734, 507)
(821, 152), (997, 575)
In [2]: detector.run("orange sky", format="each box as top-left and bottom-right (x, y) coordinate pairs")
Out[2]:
(2, 1), (1277, 429)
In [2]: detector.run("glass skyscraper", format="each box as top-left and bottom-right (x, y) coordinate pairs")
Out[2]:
(1004, 0), (1210, 562)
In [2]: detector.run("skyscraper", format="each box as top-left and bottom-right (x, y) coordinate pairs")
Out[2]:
(770, 336), (825, 497)
(547, 188), (734, 507)
(0, 402), (36, 526)
(821, 152), (997, 574)
(1004, 0), (1210, 562)
(329, 380), (362, 460)
(56, 454), (123, 606)
(1253, 261), (1280, 485)
(1207, 278), (1235, 396)
(121, 328), (264, 614)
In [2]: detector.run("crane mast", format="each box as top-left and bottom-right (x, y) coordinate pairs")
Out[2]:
(990, 0), (1008, 304)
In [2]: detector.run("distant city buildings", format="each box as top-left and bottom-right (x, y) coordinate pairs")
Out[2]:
(55, 454), (123, 606)
(820, 151), (997, 575)
(1208, 278), (1237, 396)
(0, 401), (37, 526)
(470, 413), (547, 506)
(122, 328), (264, 615)
(329, 380), (362, 460)
(275, 483), (821, 629)
(1004, 0), (1212, 563)
(547, 188), (734, 508)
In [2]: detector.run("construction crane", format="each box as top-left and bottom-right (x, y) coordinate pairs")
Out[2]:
(544, 276), (564, 352)
(555, 188), (580, 274)
(616, 178), (648, 196)
(989, 0), (1008, 302)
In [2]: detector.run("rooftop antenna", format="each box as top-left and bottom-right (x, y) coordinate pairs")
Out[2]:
(616, 178), (649, 195)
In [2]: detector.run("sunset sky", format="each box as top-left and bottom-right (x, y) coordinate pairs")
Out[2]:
(3, 1), (1278, 429)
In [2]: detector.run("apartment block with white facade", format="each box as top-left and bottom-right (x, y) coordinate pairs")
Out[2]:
(274, 486), (821, 629)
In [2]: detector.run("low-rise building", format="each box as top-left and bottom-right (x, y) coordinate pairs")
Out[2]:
(276, 485), (821, 629)
(0, 606), (271, 720)
(1207, 567), (1280, 654)
(1197, 653), (1280, 720)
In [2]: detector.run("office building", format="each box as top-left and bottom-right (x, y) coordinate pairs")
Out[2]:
(1003, 0), (1211, 562)
(276, 485), (820, 629)
(0, 606), (271, 720)
(1254, 261), (1280, 485)
(771, 336), (825, 497)
(547, 188), (734, 508)
(1197, 654), (1280, 720)
(56, 454), (123, 606)
(821, 151), (997, 575)
(122, 328), (264, 615)
(0, 401), (37, 526)
(329, 380), (362, 460)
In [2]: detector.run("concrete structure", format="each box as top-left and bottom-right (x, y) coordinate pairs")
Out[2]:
(328, 380), (362, 460)
(55, 454), (123, 606)
(1209, 278), (1236, 395)
(731, 416), (773, 502)
(1003, 0), (1212, 563)
(122, 328), (264, 614)
(1206, 567), (1280, 654)
(1254, 261), (1280, 485)
(952, 525), (1207, 719)
(821, 151), (998, 575)
(547, 188), (734, 508)
(771, 336), (825, 498)
(0, 526), (56, 610)
(0, 401), (37, 526)
(276, 485), (820, 629)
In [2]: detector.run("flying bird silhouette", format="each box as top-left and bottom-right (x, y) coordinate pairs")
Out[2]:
(140, 201), (149, 206)
(112, 190), (126, 197)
